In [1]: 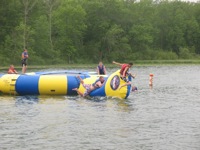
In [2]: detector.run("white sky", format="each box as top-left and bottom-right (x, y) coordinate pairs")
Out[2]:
(177, 0), (199, 2)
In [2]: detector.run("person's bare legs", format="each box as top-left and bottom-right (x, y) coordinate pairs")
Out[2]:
(73, 76), (86, 97)
(77, 76), (84, 84)
(72, 88), (84, 97)
(24, 66), (27, 73)
(22, 65), (25, 74)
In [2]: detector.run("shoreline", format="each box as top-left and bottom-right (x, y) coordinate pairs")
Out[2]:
(1, 60), (200, 71)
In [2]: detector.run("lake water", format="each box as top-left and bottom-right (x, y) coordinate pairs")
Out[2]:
(0, 65), (200, 150)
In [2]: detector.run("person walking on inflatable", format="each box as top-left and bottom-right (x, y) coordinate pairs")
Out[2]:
(21, 49), (29, 74)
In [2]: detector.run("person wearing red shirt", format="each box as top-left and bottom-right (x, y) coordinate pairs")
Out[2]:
(112, 61), (136, 89)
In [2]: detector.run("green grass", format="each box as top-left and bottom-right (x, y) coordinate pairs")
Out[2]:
(1, 59), (200, 71)
(135, 59), (200, 64)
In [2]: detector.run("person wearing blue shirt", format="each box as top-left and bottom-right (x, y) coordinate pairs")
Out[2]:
(21, 49), (29, 74)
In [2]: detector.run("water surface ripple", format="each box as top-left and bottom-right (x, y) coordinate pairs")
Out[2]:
(0, 66), (200, 150)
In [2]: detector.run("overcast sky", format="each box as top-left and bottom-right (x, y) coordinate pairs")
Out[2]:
(181, 0), (199, 2)
(177, 0), (200, 2)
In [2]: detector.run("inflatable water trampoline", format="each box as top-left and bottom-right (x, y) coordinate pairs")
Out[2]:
(0, 70), (132, 99)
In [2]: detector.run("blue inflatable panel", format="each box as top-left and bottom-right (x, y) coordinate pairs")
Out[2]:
(67, 75), (90, 95)
(125, 75), (132, 98)
(90, 84), (106, 97)
(90, 77), (107, 96)
(125, 85), (131, 99)
(34, 70), (92, 76)
(67, 76), (80, 95)
(16, 75), (40, 95)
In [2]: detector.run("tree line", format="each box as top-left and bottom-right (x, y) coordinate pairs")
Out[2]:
(0, 0), (200, 66)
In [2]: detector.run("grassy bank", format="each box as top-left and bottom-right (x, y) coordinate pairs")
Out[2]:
(135, 59), (200, 64)
(1, 59), (200, 71)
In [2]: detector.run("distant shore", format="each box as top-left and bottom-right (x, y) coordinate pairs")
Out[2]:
(0, 59), (200, 71)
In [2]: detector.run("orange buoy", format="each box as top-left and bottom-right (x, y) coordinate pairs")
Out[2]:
(149, 73), (154, 86)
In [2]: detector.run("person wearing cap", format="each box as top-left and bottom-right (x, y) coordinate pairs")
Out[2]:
(21, 49), (29, 74)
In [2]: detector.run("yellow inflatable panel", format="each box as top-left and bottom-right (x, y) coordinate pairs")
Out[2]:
(0, 74), (20, 95)
(77, 70), (130, 99)
(78, 77), (98, 93)
(38, 75), (67, 95)
(105, 70), (128, 98)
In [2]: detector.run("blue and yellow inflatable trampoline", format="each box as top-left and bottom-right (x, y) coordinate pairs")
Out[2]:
(77, 70), (131, 99)
(0, 70), (132, 99)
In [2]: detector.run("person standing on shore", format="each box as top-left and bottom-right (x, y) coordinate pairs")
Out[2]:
(21, 49), (29, 74)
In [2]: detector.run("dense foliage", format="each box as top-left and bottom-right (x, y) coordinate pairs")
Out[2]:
(0, 0), (200, 65)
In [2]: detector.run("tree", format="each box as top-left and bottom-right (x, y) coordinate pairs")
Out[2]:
(53, 0), (87, 63)
(44, 0), (60, 52)
(20, 0), (38, 49)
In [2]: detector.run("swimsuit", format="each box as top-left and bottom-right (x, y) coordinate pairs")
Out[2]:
(22, 51), (28, 66)
(98, 65), (105, 75)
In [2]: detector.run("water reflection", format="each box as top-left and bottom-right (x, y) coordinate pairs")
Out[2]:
(68, 95), (134, 112)
(14, 95), (69, 105)
(15, 95), (39, 105)
(11, 94), (134, 114)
